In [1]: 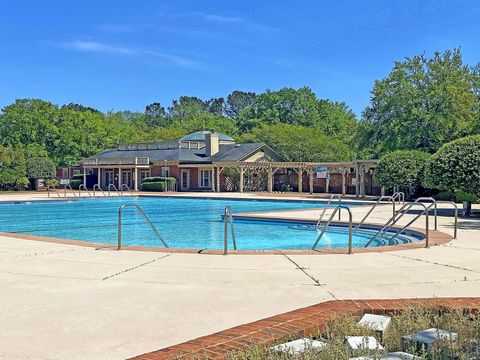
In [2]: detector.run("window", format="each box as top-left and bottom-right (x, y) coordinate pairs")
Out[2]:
(200, 169), (212, 188)
(162, 167), (170, 177)
(73, 169), (81, 175)
(139, 170), (150, 183)
(62, 168), (68, 179)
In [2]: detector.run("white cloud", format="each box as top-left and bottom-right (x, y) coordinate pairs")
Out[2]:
(59, 40), (201, 69)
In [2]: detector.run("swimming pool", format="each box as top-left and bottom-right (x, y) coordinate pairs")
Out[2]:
(0, 197), (421, 250)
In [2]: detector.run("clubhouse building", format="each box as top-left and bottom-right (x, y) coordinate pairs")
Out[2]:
(63, 131), (379, 196)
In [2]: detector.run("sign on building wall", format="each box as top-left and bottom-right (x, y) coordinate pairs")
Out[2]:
(315, 166), (330, 179)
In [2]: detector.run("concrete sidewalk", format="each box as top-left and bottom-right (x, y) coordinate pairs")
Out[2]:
(0, 193), (479, 359)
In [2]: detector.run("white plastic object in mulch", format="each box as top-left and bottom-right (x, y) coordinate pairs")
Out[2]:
(350, 351), (420, 359)
(346, 336), (384, 351)
(359, 314), (391, 334)
(270, 338), (326, 354)
(402, 328), (458, 352)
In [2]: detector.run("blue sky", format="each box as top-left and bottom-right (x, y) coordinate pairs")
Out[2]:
(1, 0), (479, 116)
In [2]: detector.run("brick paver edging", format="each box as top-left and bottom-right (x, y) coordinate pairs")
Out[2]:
(129, 297), (480, 360)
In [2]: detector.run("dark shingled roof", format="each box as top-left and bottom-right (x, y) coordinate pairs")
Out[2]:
(84, 143), (271, 164)
(179, 131), (235, 142)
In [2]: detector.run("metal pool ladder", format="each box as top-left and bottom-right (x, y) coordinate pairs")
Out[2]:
(47, 185), (62, 198)
(108, 184), (121, 197)
(223, 206), (237, 255)
(311, 205), (353, 254)
(93, 184), (106, 197)
(316, 194), (342, 227)
(64, 185), (77, 197)
(78, 184), (92, 197)
(120, 184), (134, 196)
(117, 203), (169, 250)
(355, 195), (396, 231)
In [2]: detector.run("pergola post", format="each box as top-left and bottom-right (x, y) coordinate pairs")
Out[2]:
(360, 166), (366, 197)
(325, 176), (330, 194)
(297, 167), (303, 193)
(355, 164), (360, 198)
(267, 167), (273, 193)
(308, 168), (314, 194)
(239, 166), (244, 193)
(341, 169), (347, 196)
(381, 186), (385, 196)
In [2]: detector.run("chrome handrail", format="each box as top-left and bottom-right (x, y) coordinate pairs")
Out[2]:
(436, 201), (458, 239)
(64, 185), (77, 197)
(316, 194), (342, 228)
(415, 197), (437, 230)
(79, 184), (92, 197)
(223, 206), (237, 255)
(108, 184), (121, 197)
(392, 191), (405, 204)
(117, 204), (168, 249)
(355, 195), (395, 231)
(120, 184), (134, 196)
(311, 205), (353, 254)
(47, 185), (61, 198)
(365, 202), (430, 248)
(93, 184), (106, 197)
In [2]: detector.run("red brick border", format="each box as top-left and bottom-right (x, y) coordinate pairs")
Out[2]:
(128, 298), (480, 360)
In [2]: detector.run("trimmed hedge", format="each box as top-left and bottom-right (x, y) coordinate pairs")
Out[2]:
(142, 176), (177, 184)
(141, 182), (167, 192)
(424, 135), (480, 197)
(69, 179), (82, 189)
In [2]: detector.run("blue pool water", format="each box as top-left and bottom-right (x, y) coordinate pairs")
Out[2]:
(0, 197), (420, 250)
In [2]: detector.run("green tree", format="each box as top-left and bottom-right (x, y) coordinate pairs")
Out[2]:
(225, 91), (256, 118)
(168, 96), (208, 118)
(374, 150), (430, 196)
(0, 146), (28, 191)
(424, 135), (480, 197)
(241, 123), (352, 162)
(361, 48), (480, 155)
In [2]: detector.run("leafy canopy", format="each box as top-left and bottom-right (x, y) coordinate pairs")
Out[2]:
(424, 135), (480, 196)
(374, 150), (430, 193)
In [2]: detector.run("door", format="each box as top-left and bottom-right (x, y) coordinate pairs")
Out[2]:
(104, 170), (114, 187)
(121, 170), (132, 188)
(180, 169), (190, 191)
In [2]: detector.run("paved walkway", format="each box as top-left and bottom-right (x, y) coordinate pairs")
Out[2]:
(0, 192), (479, 359)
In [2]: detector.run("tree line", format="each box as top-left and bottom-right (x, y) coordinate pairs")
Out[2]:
(0, 47), (479, 192)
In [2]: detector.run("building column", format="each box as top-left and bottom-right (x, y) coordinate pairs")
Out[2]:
(134, 167), (138, 191)
(325, 176), (330, 194)
(341, 169), (347, 196)
(97, 168), (101, 186)
(266, 168), (273, 193)
(83, 169), (87, 186)
(297, 168), (303, 193)
(381, 186), (385, 196)
(216, 167), (221, 192)
(308, 169), (314, 194)
(118, 167), (122, 189)
(211, 167), (215, 192)
(239, 167), (244, 193)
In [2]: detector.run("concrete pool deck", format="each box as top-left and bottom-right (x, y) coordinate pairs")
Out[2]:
(0, 191), (480, 359)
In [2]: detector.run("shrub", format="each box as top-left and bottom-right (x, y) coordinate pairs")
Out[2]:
(141, 182), (166, 192)
(455, 190), (479, 204)
(69, 179), (82, 189)
(141, 176), (177, 184)
(0, 146), (29, 191)
(374, 150), (430, 196)
(424, 135), (480, 197)
(26, 156), (55, 180)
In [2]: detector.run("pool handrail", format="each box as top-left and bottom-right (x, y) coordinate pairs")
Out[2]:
(120, 184), (134, 197)
(316, 194), (342, 228)
(436, 201), (458, 239)
(355, 195), (395, 231)
(415, 197), (437, 230)
(108, 184), (121, 197)
(78, 184), (93, 197)
(47, 185), (62, 198)
(365, 202), (430, 248)
(223, 206), (237, 255)
(64, 184), (77, 197)
(93, 184), (106, 197)
(311, 205), (353, 254)
(117, 203), (169, 250)
(392, 191), (405, 204)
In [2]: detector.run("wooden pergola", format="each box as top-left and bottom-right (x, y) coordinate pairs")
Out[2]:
(213, 160), (378, 197)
